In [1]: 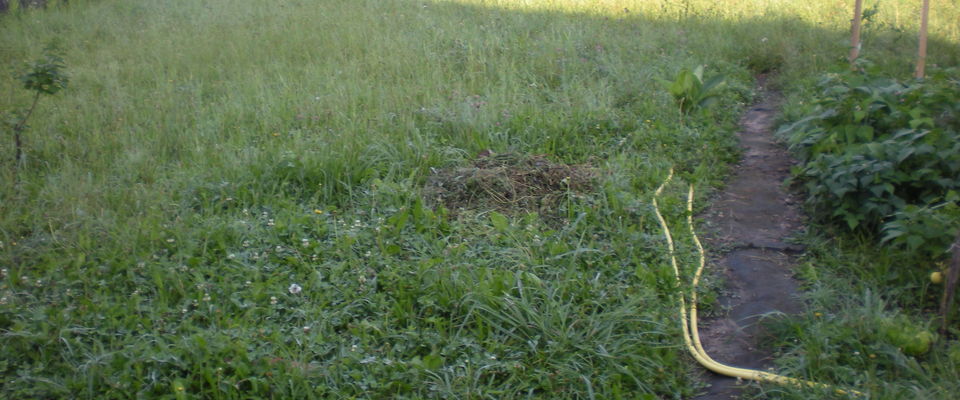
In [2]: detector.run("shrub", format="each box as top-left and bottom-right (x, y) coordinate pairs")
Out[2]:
(779, 68), (960, 259)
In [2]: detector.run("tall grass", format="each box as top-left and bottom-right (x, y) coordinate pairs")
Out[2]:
(1, 0), (958, 397)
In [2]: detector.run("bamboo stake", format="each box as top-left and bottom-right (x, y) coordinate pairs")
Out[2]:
(849, 0), (864, 67)
(915, 0), (930, 78)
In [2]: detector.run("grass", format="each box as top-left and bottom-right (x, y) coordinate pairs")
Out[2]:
(1, 0), (959, 398)
(744, 231), (960, 400)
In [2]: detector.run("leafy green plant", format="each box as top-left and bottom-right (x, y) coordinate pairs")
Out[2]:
(660, 65), (725, 114)
(780, 68), (960, 257)
(881, 193), (960, 260)
(5, 42), (68, 167)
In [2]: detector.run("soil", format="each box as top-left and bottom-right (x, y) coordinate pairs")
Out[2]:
(695, 76), (806, 399)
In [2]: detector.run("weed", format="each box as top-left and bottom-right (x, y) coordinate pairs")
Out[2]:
(661, 65), (726, 114)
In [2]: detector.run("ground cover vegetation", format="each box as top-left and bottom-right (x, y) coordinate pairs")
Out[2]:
(1, 0), (959, 398)
(767, 7), (960, 400)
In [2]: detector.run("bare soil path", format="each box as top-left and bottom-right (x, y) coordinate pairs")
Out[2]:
(695, 76), (805, 399)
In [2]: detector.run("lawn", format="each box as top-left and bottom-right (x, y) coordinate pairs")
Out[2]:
(1, 0), (959, 398)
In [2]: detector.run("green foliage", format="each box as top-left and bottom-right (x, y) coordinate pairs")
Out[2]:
(1, 0), (959, 398)
(780, 69), (960, 258)
(19, 42), (68, 95)
(758, 234), (959, 400)
(881, 193), (960, 259)
(661, 65), (725, 113)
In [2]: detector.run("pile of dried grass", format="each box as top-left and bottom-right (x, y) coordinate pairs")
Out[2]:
(424, 152), (596, 215)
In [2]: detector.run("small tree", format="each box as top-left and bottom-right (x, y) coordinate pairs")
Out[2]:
(6, 43), (68, 171)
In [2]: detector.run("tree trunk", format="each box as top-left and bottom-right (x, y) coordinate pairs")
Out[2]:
(915, 0), (930, 78)
(849, 0), (864, 67)
(941, 232), (960, 336)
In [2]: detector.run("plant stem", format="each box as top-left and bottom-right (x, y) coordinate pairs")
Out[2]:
(13, 90), (41, 165)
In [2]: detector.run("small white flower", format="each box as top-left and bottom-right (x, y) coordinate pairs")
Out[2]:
(301, 238), (310, 247)
(288, 283), (302, 294)
(166, 238), (176, 243)
(270, 296), (278, 305)
(303, 326), (311, 333)
(227, 253), (236, 259)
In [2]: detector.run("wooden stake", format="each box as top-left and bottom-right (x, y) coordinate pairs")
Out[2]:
(849, 0), (864, 67)
(915, 0), (930, 78)
(940, 232), (960, 336)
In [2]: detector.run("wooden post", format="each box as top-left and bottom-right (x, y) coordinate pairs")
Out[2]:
(849, 0), (864, 67)
(915, 0), (930, 78)
(941, 232), (960, 336)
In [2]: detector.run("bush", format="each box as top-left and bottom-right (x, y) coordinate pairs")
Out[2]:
(779, 68), (960, 259)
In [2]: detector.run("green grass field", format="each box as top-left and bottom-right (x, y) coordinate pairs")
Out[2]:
(2, 0), (959, 398)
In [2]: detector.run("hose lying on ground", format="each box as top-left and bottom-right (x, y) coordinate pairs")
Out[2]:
(651, 168), (862, 397)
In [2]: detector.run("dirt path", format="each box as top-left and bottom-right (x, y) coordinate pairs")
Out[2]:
(695, 76), (805, 399)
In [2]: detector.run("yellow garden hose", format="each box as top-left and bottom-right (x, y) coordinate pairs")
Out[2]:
(651, 168), (862, 397)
